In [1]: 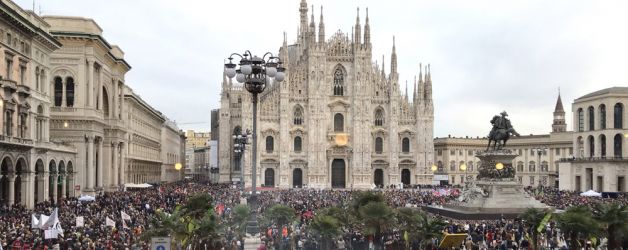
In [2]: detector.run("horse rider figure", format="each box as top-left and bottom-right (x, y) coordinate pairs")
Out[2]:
(487, 111), (520, 150)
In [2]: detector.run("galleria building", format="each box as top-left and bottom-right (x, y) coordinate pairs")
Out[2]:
(0, 0), (185, 209)
(218, 0), (435, 189)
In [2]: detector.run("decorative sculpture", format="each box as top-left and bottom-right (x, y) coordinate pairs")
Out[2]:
(486, 111), (520, 151)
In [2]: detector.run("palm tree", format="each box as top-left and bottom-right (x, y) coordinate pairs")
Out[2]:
(264, 204), (296, 228)
(182, 193), (214, 220)
(556, 206), (599, 249)
(319, 206), (349, 225)
(416, 213), (447, 250)
(310, 214), (342, 249)
(396, 207), (423, 248)
(358, 201), (396, 250)
(593, 202), (628, 249)
(351, 191), (385, 216)
(520, 207), (550, 250)
(232, 204), (250, 239)
(141, 207), (190, 247)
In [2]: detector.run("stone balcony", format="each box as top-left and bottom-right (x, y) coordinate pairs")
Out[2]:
(0, 79), (18, 99)
(560, 156), (628, 163)
(0, 135), (34, 148)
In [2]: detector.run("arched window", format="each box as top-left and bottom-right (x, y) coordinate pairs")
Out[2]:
(36, 105), (43, 141)
(541, 161), (548, 172)
(528, 161), (536, 172)
(18, 113), (26, 138)
(599, 104), (606, 129)
(401, 137), (410, 153)
(102, 87), (109, 117)
(614, 134), (623, 158)
(449, 161), (456, 172)
(35, 67), (40, 91)
(577, 136), (584, 157)
(577, 108), (584, 132)
(334, 113), (344, 132)
(54, 76), (63, 107)
(588, 135), (595, 157)
(333, 68), (344, 96)
(265, 136), (274, 153)
(294, 136), (302, 152)
(293, 105), (303, 125)
(374, 108), (384, 126)
(588, 106), (595, 131)
(437, 161), (443, 172)
(66, 77), (74, 107)
(614, 103), (623, 129)
(4, 110), (12, 136)
(375, 137), (383, 154)
(467, 161), (474, 172)
(600, 134), (606, 157)
(517, 161), (524, 172)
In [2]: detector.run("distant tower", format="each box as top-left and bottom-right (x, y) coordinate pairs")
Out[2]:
(552, 90), (566, 132)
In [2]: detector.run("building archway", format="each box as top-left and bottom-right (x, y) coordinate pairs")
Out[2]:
(401, 169), (411, 186)
(374, 169), (384, 187)
(0, 157), (13, 205)
(48, 160), (56, 202)
(331, 159), (346, 188)
(14, 158), (26, 205)
(264, 168), (275, 187)
(34, 159), (44, 204)
(66, 161), (73, 197)
(293, 168), (303, 188)
(58, 161), (65, 201)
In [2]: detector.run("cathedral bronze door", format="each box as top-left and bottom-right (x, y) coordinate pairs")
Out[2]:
(264, 168), (275, 187)
(331, 159), (346, 188)
(293, 168), (303, 188)
(401, 169), (411, 186)
(374, 169), (384, 187)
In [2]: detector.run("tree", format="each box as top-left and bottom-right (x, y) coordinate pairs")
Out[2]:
(264, 204), (296, 228)
(396, 207), (423, 247)
(358, 201), (396, 249)
(310, 214), (342, 249)
(141, 207), (190, 247)
(182, 193), (214, 220)
(416, 212), (447, 250)
(351, 191), (385, 217)
(593, 202), (628, 250)
(520, 208), (550, 250)
(556, 206), (599, 249)
(232, 204), (250, 238)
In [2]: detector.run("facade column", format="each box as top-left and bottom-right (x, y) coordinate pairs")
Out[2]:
(61, 79), (67, 107)
(112, 79), (118, 118)
(60, 174), (66, 198)
(37, 173), (46, 203)
(51, 173), (57, 203)
(7, 174), (15, 206)
(86, 135), (95, 192)
(98, 137), (104, 190)
(112, 142), (119, 187)
(121, 143), (127, 184)
(68, 175), (75, 197)
(21, 172), (30, 207)
(87, 59), (94, 107)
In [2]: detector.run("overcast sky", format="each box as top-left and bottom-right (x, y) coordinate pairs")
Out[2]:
(16, 0), (628, 137)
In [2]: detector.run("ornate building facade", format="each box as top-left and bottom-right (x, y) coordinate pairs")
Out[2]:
(433, 94), (573, 188)
(559, 87), (627, 192)
(218, 0), (435, 189)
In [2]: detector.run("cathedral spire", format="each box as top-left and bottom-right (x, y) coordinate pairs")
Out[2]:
(417, 63), (424, 102)
(391, 36), (397, 75)
(424, 64), (432, 101)
(405, 80), (409, 101)
(354, 7), (361, 45)
(381, 55), (386, 80)
(413, 76), (417, 102)
(318, 6), (325, 45)
(364, 7), (371, 47)
(309, 5), (316, 44)
(299, 0), (308, 42)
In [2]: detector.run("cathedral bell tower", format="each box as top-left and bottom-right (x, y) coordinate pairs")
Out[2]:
(552, 91), (566, 132)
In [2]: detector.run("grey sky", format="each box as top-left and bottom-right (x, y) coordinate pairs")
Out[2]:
(16, 0), (628, 137)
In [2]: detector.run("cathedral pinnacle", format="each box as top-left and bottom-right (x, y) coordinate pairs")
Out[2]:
(319, 6), (325, 45)
(299, 0), (308, 40)
(364, 7), (371, 46)
(381, 55), (386, 80)
(309, 5), (316, 44)
(417, 63), (424, 101)
(354, 7), (361, 45)
(424, 64), (432, 101)
(391, 36), (397, 74)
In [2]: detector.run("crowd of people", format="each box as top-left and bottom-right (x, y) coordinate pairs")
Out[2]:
(0, 181), (626, 249)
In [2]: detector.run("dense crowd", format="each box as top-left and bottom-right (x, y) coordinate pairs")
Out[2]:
(0, 182), (626, 249)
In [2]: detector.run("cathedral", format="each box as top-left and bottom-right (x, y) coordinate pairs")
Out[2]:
(217, 0), (435, 189)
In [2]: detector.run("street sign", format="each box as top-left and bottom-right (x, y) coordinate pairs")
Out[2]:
(151, 237), (171, 250)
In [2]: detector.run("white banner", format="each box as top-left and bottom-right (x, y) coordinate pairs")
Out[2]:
(31, 214), (39, 229)
(44, 229), (58, 239)
(76, 216), (84, 227)
(106, 217), (115, 227)
(121, 211), (131, 221)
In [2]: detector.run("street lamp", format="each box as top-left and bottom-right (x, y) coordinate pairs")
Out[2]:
(459, 163), (467, 184)
(225, 51), (284, 236)
(233, 129), (251, 192)
(532, 147), (547, 186)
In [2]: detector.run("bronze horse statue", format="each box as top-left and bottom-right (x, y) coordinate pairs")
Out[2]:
(486, 115), (520, 151)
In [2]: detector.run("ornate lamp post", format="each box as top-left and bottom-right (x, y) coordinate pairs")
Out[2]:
(532, 147), (547, 186)
(225, 51), (284, 236)
(233, 129), (251, 192)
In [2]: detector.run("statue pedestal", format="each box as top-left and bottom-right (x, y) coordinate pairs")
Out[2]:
(424, 150), (550, 219)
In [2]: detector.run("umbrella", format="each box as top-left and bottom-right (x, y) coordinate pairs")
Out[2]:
(580, 190), (602, 197)
(78, 195), (96, 201)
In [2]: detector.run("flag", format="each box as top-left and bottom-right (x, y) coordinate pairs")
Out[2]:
(52, 220), (64, 237)
(42, 208), (59, 229)
(44, 229), (58, 239)
(121, 211), (131, 221)
(38, 215), (49, 229)
(537, 213), (552, 233)
(31, 214), (39, 229)
(404, 231), (409, 242)
(122, 219), (130, 229)
(76, 216), (84, 227)
(106, 217), (116, 227)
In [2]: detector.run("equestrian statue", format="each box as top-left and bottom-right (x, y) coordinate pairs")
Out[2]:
(486, 111), (520, 151)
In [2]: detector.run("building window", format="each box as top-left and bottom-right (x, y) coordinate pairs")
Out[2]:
(437, 149), (442, 156)
(468, 150), (474, 156)
(4, 111), (13, 136)
(459, 150), (463, 156)
(450, 149), (455, 155)
(518, 176), (523, 184)
(54, 77), (63, 107)
(5, 57), (13, 80)
(530, 149), (535, 156)
(555, 148), (560, 156)
(333, 68), (344, 96)
(449, 161), (456, 172)
(375, 137), (383, 154)
(541, 161), (548, 172)
(614, 134), (623, 158)
(294, 136), (302, 152)
(334, 113), (344, 132)
(588, 135), (595, 157)
(374, 108), (384, 126)
(588, 106), (595, 131)
(19, 64), (26, 85)
(467, 162), (474, 172)
(517, 161), (524, 172)
(293, 105), (304, 125)
(569, 147), (574, 155)
(578, 108), (584, 132)
(530, 176), (535, 186)
(66, 77), (75, 107)
(265, 136), (274, 153)
(102, 87), (109, 117)
(528, 161), (535, 172)
(599, 104), (606, 129)
(401, 137), (410, 153)
(600, 134), (606, 157)
(18, 113), (26, 138)
(618, 176), (625, 192)
(518, 149), (522, 155)
(614, 103), (623, 129)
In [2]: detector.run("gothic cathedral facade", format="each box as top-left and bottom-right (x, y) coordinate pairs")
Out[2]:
(218, 0), (435, 189)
